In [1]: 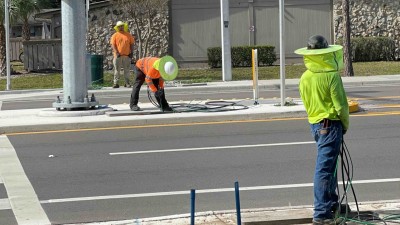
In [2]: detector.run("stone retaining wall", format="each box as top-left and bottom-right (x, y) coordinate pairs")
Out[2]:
(333, 0), (400, 59)
(86, 3), (169, 69)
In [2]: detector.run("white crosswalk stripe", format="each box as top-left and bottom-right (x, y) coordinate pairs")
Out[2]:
(0, 198), (11, 210)
(0, 136), (51, 225)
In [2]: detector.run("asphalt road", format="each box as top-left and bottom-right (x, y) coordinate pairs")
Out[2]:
(1, 83), (400, 110)
(3, 112), (400, 224)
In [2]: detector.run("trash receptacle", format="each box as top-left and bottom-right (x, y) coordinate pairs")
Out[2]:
(91, 54), (104, 84)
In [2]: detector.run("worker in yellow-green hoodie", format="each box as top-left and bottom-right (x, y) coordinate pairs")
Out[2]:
(295, 35), (349, 225)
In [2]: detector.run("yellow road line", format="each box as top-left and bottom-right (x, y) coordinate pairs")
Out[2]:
(379, 104), (400, 108)
(353, 111), (400, 117)
(5, 111), (400, 136)
(349, 96), (400, 101)
(6, 117), (307, 136)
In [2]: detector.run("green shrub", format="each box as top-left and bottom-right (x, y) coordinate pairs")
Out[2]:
(231, 46), (252, 67)
(338, 37), (395, 62)
(207, 47), (222, 68)
(207, 45), (277, 68)
(255, 45), (277, 66)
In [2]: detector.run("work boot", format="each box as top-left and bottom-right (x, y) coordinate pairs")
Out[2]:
(130, 105), (141, 111)
(312, 218), (346, 225)
(161, 106), (173, 112)
(332, 203), (351, 215)
(112, 84), (120, 88)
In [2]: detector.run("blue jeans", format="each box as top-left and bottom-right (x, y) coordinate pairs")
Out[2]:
(310, 120), (343, 219)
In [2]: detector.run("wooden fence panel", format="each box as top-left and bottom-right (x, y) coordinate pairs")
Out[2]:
(53, 43), (62, 69)
(10, 39), (23, 61)
(23, 39), (62, 72)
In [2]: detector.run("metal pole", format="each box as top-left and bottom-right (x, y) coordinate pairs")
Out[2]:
(279, 0), (286, 107)
(190, 189), (196, 225)
(220, 0), (232, 81)
(86, 0), (89, 33)
(248, 0), (255, 45)
(86, 0), (91, 87)
(53, 0), (98, 110)
(235, 181), (242, 225)
(252, 49), (259, 105)
(5, 0), (11, 90)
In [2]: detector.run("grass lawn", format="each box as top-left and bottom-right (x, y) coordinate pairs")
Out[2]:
(1, 61), (399, 90)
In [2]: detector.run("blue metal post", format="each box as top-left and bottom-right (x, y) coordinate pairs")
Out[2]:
(235, 181), (242, 225)
(191, 189), (195, 225)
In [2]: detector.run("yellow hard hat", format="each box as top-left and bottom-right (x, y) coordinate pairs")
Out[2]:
(114, 21), (128, 32)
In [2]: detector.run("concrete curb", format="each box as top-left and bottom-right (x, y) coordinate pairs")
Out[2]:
(2, 75), (400, 98)
(0, 111), (308, 135)
(38, 107), (114, 117)
(65, 200), (400, 225)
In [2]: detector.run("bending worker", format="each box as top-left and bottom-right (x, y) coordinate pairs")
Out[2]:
(295, 35), (349, 225)
(110, 21), (135, 88)
(130, 56), (178, 112)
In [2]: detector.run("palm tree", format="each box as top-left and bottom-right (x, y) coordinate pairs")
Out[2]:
(12, 0), (51, 41)
(0, 0), (10, 76)
(0, 2), (5, 76)
(342, 0), (354, 76)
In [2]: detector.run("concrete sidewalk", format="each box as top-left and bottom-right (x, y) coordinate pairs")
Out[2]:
(68, 200), (400, 225)
(1, 75), (400, 224)
(0, 99), (307, 134)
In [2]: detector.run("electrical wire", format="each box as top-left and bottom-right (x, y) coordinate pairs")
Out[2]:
(147, 86), (159, 108)
(146, 86), (249, 113)
(171, 100), (249, 113)
(336, 138), (399, 225)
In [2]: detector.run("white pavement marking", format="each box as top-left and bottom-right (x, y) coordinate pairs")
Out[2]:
(0, 101), (2, 110)
(41, 178), (400, 204)
(0, 177), (3, 184)
(110, 141), (316, 155)
(0, 198), (11, 210)
(0, 136), (51, 225)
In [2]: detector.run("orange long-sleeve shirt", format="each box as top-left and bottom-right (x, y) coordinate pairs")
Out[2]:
(136, 57), (164, 92)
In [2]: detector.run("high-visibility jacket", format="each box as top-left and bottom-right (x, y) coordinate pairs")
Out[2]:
(136, 57), (164, 92)
(299, 49), (349, 130)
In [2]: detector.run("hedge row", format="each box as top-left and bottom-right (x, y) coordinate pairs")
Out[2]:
(207, 46), (277, 68)
(338, 37), (395, 62)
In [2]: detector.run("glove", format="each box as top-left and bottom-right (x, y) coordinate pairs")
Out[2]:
(128, 53), (133, 58)
(154, 89), (163, 98)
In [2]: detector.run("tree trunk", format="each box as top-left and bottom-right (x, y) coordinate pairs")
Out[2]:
(22, 18), (31, 41)
(342, 0), (354, 77)
(0, 24), (6, 77)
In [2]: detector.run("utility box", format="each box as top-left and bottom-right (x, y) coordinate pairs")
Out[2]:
(91, 54), (104, 84)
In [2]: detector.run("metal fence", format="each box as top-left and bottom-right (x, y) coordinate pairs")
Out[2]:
(23, 39), (62, 72)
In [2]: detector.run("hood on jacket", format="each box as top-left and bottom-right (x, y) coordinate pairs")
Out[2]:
(303, 49), (344, 73)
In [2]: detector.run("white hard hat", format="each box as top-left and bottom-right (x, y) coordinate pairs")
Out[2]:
(116, 21), (125, 27)
(164, 61), (175, 75)
(158, 56), (178, 81)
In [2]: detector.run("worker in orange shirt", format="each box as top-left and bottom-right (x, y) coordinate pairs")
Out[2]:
(110, 21), (135, 88)
(129, 56), (178, 112)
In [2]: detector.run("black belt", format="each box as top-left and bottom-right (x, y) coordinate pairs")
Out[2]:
(320, 118), (331, 128)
